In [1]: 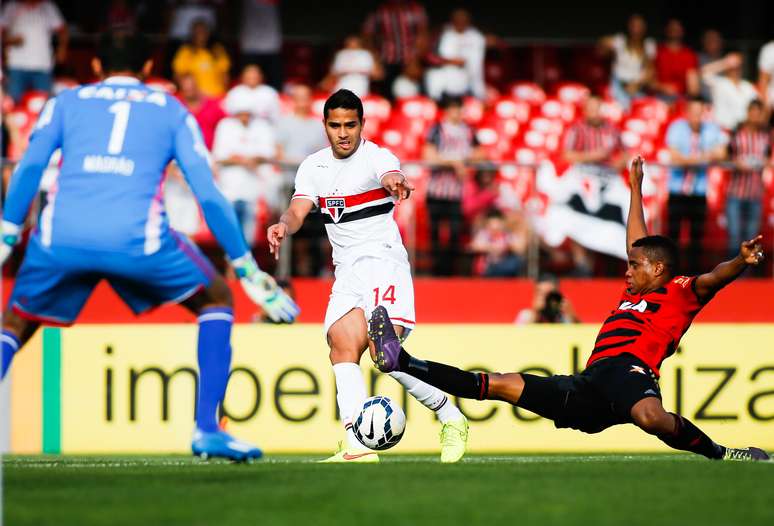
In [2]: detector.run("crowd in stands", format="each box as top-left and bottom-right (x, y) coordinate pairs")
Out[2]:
(1, 0), (773, 279)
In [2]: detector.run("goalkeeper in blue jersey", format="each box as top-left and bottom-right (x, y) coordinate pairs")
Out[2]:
(0, 36), (299, 461)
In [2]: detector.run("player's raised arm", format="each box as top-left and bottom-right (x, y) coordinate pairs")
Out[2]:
(1, 96), (64, 264)
(173, 112), (299, 322)
(693, 235), (765, 303)
(626, 155), (649, 251)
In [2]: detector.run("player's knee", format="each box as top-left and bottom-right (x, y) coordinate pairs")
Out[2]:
(487, 372), (525, 404)
(329, 345), (363, 365)
(632, 404), (672, 435)
(206, 276), (233, 308)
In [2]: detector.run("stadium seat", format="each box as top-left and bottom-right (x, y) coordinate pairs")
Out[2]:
(462, 96), (485, 126)
(540, 98), (576, 123)
(554, 82), (590, 106)
(475, 126), (513, 161)
(630, 97), (670, 123)
(600, 99), (624, 124)
(508, 81), (546, 105)
(492, 97), (531, 123)
(145, 77), (176, 93)
(379, 127), (421, 160)
(362, 94), (391, 121)
(20, 90), (49, 115)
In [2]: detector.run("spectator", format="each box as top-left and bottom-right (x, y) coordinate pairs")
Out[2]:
(757, 39), (774, 112)
(276, 84), (327, 163)
(698, 29), (724, 99)
(175, 73), (226, 149)
(239, 0), (283, 91)
(462, 169), (499, 223)
(422, 95), (484, 275)
(726, 100), (770, 258)
(362, 0), (428, 98)
(515, 275), (579, 324)
(167, 0), (218, 42)
(470, 209), (528, 277)
(599, 14), (655, 110)
(276, 84), (330, 277)
(425, 8), (486, 101)
(212, 91), (278, 246)
(328, 35), (382, 97)
(701, 52), (759, 130)
(224, 64), (280, 125)
(653, 19), (700, 100)
(665, 97), (727, 273)
(392, 58), (424, 99)
(563, 95), (624, 173)
(0, 0), (68, 102)
(172, 18), (230, 97)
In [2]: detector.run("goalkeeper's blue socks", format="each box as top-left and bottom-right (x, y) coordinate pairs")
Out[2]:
(1, 330), (20, 380)
(195, 307), (234, 432)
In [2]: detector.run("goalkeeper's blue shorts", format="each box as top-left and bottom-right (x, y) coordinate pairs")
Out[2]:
(8, 231), (215, 326)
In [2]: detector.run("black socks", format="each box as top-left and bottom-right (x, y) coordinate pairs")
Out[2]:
(658, 413), (725, 459)
(399, 349), (489, 400)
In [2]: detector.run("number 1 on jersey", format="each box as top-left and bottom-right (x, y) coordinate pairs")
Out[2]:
(107, 101), (131, 154)
(373, 285), (396, 306)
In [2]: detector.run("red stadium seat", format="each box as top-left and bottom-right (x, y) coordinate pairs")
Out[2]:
(554, 82), (590, 106)
(508, 82), (546, 105)
(396, 96), (438, 122)
(540, 98), (576, 123)
(311, 92), (328, 119)
(379, 127), (421, 160)
(528, 116), (564, 135)
(145, 77), (176, 94)
(20, 90), (49, 114)
(462, 96), (485, 126)
(492, 97), (531, 123)
(630, 97), (670, 123)
(362, 94), (391, 121)
(475, 126), (513, 161)
(600, 99), (624, 124)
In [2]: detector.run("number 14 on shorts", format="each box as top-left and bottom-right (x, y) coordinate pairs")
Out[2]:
(373, 285), (396, 306)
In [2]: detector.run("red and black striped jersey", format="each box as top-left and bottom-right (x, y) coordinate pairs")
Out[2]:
(586, 276), (705, 376)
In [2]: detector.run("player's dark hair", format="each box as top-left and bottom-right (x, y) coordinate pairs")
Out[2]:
(687, 95), (708, 106)
(632, 235), (679, 272)
(97, 33), (151, 74)
(323, 89), (363, 121)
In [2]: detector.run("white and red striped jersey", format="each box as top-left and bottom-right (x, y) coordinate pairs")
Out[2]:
(292, 139), (409, 267)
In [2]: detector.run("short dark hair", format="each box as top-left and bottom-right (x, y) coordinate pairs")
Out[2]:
(748, 99), (764, 112)
(97, 34), (151, 74)
(323, 89), (363, 121)
(631, 235), (679, 272)
(687, 95), (708, 106)
(439, 93), (464, 109)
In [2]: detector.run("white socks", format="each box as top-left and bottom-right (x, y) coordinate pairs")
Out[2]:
(332, 362), (369, 450)
(333, 363), (466, 451)
(388, 371), (464, 424)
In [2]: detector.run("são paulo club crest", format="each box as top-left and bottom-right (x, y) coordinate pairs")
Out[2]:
(324, 197), (346, 222)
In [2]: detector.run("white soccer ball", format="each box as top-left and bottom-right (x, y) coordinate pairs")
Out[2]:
(352, 396), (406, 451)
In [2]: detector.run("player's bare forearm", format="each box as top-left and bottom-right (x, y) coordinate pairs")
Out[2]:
(279, 199), (314, 235)
(626, 156), (648, 250)
(695, 236), (764, 302)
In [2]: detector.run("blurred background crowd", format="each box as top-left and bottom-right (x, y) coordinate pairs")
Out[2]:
(2, 0), (774, 282)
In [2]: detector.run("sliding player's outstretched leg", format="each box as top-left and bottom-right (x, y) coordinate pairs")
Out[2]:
(631, 397), (770, 462)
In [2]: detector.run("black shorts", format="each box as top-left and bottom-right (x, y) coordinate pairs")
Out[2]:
(517, 353), (661, 434)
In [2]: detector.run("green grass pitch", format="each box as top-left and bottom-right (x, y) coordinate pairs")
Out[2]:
(5, 454), (774, 526)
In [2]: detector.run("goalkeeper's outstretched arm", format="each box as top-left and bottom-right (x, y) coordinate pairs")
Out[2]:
(626, 155), (648, 251)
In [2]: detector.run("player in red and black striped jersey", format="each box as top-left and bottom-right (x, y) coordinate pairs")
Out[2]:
(370, 156), (770, 461)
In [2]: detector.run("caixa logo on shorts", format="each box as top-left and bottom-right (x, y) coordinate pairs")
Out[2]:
(324, 198), (346, 222)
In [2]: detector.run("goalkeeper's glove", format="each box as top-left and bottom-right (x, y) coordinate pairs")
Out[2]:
(0, 221), (21, 267)
(232, 254), (300, 323)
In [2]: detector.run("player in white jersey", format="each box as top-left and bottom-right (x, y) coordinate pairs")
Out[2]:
(268, 90), (469, 463)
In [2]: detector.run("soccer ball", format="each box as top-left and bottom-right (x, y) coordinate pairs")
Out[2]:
(352, 396), (406, 451)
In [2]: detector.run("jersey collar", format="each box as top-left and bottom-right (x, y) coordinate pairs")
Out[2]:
(104, 76), (141, 85)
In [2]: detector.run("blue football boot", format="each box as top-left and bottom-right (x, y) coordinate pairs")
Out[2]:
(191, 429), (263, 462)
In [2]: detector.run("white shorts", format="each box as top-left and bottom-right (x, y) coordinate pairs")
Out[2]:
(323, 256), (416, 338)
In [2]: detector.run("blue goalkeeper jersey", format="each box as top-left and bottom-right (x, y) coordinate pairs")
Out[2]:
(4, 76), (248, 260)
